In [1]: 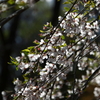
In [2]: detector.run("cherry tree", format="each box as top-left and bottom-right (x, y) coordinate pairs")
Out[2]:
(1, 0), (100, 100)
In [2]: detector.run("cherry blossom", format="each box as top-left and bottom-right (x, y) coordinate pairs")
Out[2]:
(6, 0), (100, 99)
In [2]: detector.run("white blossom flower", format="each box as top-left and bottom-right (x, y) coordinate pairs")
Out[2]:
(28, 54), (40, 61)
(40, 91), (46, 98)
(13, 78), (22, 86)
(40, 39), (45, 45)
(15, 0), (28, 3)
(16, 56), (21, 62)
(94, 87), (100, 97)
(58, 16), (63, 21)
(0, 4), (7, 11)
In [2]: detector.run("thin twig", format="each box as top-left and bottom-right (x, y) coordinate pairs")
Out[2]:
(82, 65), (100, 90)
(0, 6), (28, 27)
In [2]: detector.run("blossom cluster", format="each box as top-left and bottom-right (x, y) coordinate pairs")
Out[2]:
(6, 0), (100, 100)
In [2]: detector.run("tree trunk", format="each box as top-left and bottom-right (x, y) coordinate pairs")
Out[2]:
(51, 0), (62, 26)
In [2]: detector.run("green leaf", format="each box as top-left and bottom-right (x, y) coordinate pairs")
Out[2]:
(22, 49), (30, 55)
(8, 0), (15, 4)
(33, 40), (40, 45)
(22, 49), (30, 53)
(13, 96), (19, 100)
(40, 30), (45, 33)
(27, 46), (34, 50)
(64, 7), (70, 12)
(44, 39), (49, 43)
(63, 1), (70, 4)
(9, 56), (19, 66)
(63, 0), (75, 4)
(60, 43), (67, 47)
(61, 35), (65, 40)
(23, 76), (29, 83)
(44, 22), (52, 28)
(49, 22), (53, 27)
(72, 9), (78, 13)
(70, 39), (75, 43)
(16, 67), (19, 71)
